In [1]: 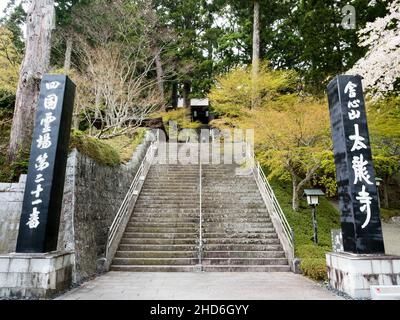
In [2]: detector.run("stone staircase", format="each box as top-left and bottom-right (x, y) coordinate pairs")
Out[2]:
(111, 164), (200, 271)
(111, 143), (290, 272)
(201, 164), (290, 271)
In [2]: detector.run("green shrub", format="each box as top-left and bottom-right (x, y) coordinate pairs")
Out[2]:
(269, 178), (340, 281)
(0, 149), (29, 182)
(69, 129), (121, 166)
(300, 258), (328, 281)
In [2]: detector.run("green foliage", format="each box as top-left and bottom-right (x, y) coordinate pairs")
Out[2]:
(0, 89), (15, 182)
(313, 151), (337, 197)
(101, 128), (146, 163)
(380, 208), (400, 222)
(299, 258), (328, 281)
(159, 109), (202, 130)
(0, 149), (29, 182)
(269, 177), (340, 281)
(209, 63), (299, 117)
(368, 94), (400, 157)
(373, 154), (400, 178)
(0, 3), (25, 54)
(69, 129), (121, 166)
(0, 26), (21, 93)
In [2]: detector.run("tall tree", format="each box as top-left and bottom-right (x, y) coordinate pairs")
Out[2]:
(252, 1), (260, 77)
(8, 0), (55, 161)
(252, 1), (260, 108)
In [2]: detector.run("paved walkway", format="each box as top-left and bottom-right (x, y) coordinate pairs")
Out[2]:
(382, 222), (400, 256)
(56, 272), (342, 300)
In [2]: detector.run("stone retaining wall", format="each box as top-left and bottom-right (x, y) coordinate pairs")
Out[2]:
(0, 133), (152, 284)
(0, 175), (26, 254)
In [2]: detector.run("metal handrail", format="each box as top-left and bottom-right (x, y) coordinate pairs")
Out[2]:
(255, 162), (294, 247)
(105, 134), (158, 260)
(246, 144), (295, 258)
(198, 148), (203, 266)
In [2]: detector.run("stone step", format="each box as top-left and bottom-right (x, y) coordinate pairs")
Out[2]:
(134, 204), (199, 209)
(202, 205), (266, 209)
(203, 244), (283, 251)
(201, 189), (260, 192)
(202, 230), (276, 235)
(137, 196), (201, 201)
(139, 188), (200, 192)
(118, 244), (197, 251)
(130, 217), (198, 223)
(203, 218), (271, 223)
(120, 238), (197, 245)
(203, 227), (276, 233)
(202, 209), (268, 213)
(127, 222), (198, 227)
(112, 258), (198, 266)
(203, 238), (280, 245)
(132, 208), (199, 213)
(203, 222), (273, 228)
(135, 200), (199, 205)
(201, 258), (288, 266)
(115, 251), (198, 258)
(203, 251), (286, 259)
(110, 265), (198, 272)
(131, 213), (199, 218)
(203, 232), (277, 239)
(124, 226), (197, 233)
(147, 172), (199, 175)
(201, 265), (291, 272)
(202, 196), (264, 200)
(123, 232), (197, 239)
(143, 181), (199, 185)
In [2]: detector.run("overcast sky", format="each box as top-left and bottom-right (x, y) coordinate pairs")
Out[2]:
(0, 0), (8, 17)
(0, 0), (24, 18)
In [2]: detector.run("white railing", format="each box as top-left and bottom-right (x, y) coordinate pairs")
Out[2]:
(247, 144), (295, 264)
(105, 133), (159, 268)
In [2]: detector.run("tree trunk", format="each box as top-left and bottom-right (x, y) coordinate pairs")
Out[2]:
(183, 81), (191, 109)
(154, 50), (165, 106)
(292, 176), (299, 211)
(251, 1), (260, 109)
(8, 0), (55, 162)
(64, 37), (72, 72)
(171, 82), (178, 108)
(383, 175), (390, 209)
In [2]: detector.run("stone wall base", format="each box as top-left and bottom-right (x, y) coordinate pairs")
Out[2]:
(0, 251), (74, 299)
(326, 252), (400, 299)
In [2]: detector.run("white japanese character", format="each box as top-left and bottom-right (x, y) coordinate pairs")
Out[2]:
(45, 81), (61, 90)
(35, 174), (45, 183)
(35, 153), (49, 172)
(30, 184), (43, 198)
(348, 99), (360, 109)
(356, 185), (372, 229)
(344, 81), (357, 98)
(40, 113), (56, 133)
(37, 133), (52, 149)
(32, 199), (42, 205)
(44, 94), (58, 110)
(26, 207), (40, 229)
(348, 109), (361, 120)
(350, 124), (367, 152)
(352, 154), (373, 185)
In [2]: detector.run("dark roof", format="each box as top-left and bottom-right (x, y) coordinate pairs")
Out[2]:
(303, 189), (325, 196)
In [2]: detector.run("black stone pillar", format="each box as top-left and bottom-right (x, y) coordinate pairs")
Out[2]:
(327, 75), (385, 254)
(16, 75), (76, 253)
